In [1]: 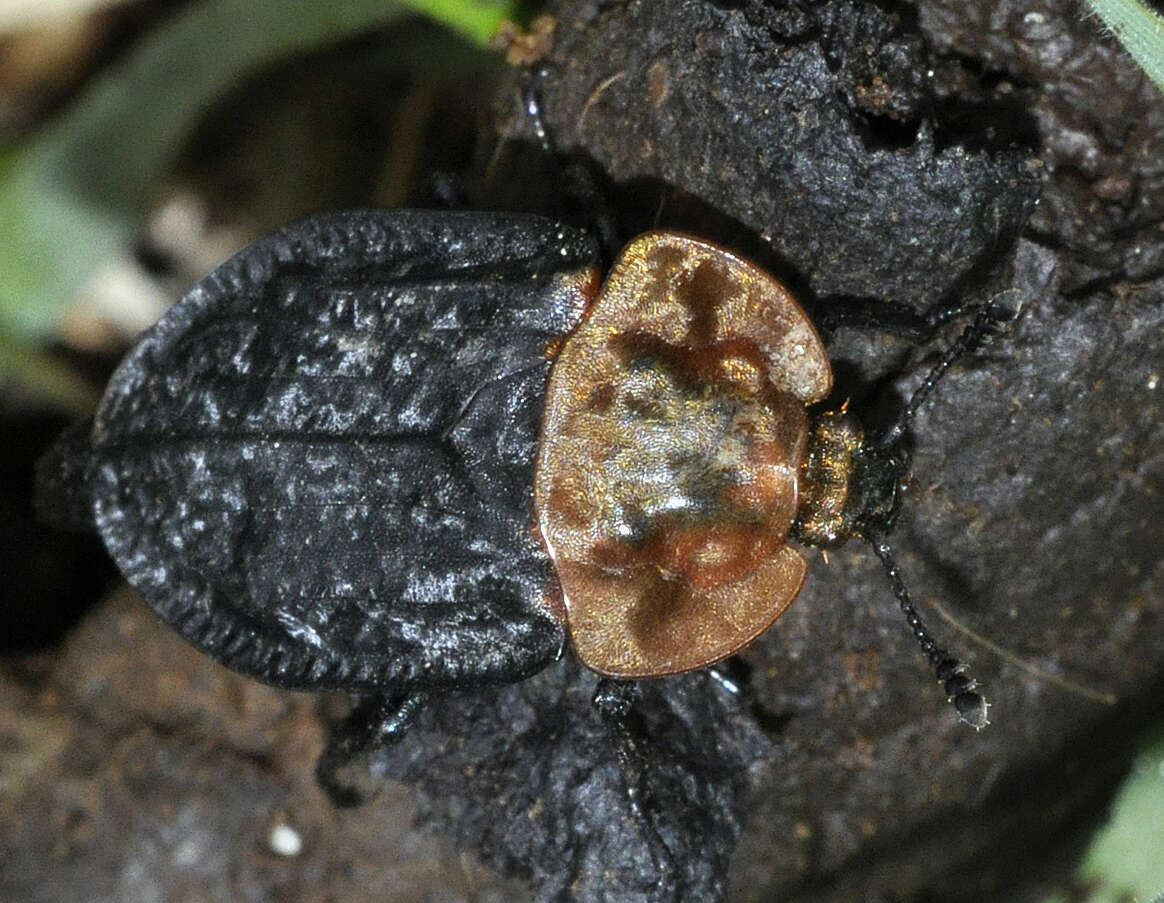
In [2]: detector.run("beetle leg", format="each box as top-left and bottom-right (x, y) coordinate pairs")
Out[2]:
(705, 659), (794, 736)
(34, 417), (97, 532)
(705, 664), (743, 697)
(813, 291), (1019, 345)
(868, 537), (990, 729)
(520, 66), (554, 155)
(316, 692), (430, 807)
(428, 170), (468, 209)
(812, 296), (934, 340)
(592, 678), (676, 890)
(519, 66), (622, 263)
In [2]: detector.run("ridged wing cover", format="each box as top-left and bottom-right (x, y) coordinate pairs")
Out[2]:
(90, 210), (599, 691)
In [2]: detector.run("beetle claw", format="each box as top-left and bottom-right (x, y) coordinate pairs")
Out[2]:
(316, 692), (430, 807)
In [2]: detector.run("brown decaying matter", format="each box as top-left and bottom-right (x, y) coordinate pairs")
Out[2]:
(535, 233), (831, 677)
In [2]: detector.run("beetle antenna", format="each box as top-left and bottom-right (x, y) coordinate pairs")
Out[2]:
(868, 536), (990, 729)
(878, 298), (1016, 449)
(925, 593), (1118, 705)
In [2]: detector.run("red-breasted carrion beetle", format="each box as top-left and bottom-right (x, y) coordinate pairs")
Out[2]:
(39, 207), (1011, 880)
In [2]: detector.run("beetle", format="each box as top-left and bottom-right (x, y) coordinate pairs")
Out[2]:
(42, 206), (1007, 870)
(533, 226), (992, 718)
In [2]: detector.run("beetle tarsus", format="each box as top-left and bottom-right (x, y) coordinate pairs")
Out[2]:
(316, 692), (429, 807)
(520, 67), (554, 154)
(592, 678), (678, 893)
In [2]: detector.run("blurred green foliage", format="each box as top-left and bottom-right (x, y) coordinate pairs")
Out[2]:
(1084, 0), (1164, 94)
(1044, 724), (1164, 903)
(0, 0), (519, 407)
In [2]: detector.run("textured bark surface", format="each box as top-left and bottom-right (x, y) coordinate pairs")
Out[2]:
(3, 1), (1162, 902)
(513, 0), (1041, 310)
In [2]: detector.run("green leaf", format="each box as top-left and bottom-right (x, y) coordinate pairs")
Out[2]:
(1084, 0), (1164, 95)
(400, 0), (516, 44)
(1044, 723), (1164, 903)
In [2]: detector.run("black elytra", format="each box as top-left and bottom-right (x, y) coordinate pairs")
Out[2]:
(46, 207), (1009, 840)
(87, 211), (594, 693)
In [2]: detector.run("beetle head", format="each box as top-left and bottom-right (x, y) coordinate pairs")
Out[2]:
(792, 408), (911, 548)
